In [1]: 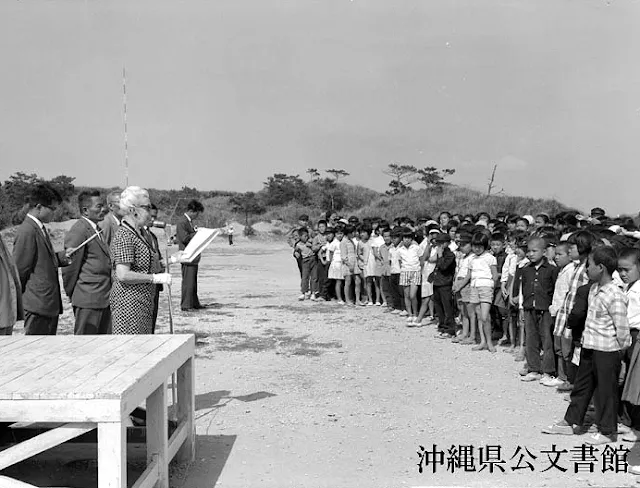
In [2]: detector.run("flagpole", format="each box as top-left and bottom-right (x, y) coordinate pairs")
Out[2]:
(122, 67), (129, 187)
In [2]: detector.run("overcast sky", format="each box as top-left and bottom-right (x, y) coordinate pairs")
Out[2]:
(1, 0), (639, 214)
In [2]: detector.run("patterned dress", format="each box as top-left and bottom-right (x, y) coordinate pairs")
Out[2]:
(109, 222), (155, 334)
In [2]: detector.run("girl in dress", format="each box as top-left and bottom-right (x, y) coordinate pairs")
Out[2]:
(327, 227), (345, 304)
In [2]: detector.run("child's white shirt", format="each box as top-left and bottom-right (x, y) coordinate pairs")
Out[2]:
(470, 252), (497, 288)
(501, 253), (518, 283)
(389, 245), (401, 274)
(626, 280), (640, 330)
(398, 243), (421, 272)
(456, 253), (473, 280)
(328, 239), (341, 263)
(549, 262), (575, 317)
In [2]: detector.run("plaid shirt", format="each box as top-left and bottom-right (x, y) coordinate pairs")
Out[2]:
(581, 282), (631, 352)
(554, 261), (589, 338)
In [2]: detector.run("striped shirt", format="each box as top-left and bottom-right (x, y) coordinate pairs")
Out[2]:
(554, 261), (589, 338)
(549, 262), (575, 317)
(582, 282), (631, 352)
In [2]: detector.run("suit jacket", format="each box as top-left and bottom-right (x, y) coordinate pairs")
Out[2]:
(0, 235), (23, 327)
(98, 213), (121, 248)
(13, 217), (66, 317)
(176, 215), (200, 265)
(62, 218), (112, 309)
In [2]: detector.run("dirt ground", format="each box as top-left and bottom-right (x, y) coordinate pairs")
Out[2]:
(3, 229), (640, 487)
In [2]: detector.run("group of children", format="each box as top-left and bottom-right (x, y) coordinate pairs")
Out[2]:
(290, 207), (640, 448)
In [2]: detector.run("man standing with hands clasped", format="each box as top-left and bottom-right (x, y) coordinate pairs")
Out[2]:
(62, 190), (112, 335)
(13, 184), (71, 335)
(177, 199), (205, 311)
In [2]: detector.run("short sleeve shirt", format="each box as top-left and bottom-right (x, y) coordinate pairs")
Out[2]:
(470, 252), (496, 288)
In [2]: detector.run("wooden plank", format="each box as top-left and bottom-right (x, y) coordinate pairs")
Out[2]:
(0, 476), (38, 488)
(130, 458), (159, 488)
(67, 336), (175, 400)
(118, 337), (195, 415)
(98, 422), (126, 488)
(0, 336), (43, 353)
(0, 337), (103, 399)
(0, 422), (95, 470)
(24, 337), (139, 400)
(167, 422), (188, 462)
(175, 357), (195, 462)
(97, 336), (192, 398)
(0, 337), (25, 349)
(0, 399), (121, 423)
(146, 381), (168, 488)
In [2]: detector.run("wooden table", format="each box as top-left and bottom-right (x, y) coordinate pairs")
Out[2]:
(0, 335), (195, 488)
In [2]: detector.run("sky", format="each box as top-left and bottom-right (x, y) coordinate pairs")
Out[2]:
(1, 0), (639, 214)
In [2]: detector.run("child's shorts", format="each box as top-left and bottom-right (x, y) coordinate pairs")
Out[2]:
(328, 262), (344, 280)
(469, 286), (493, 304)
(421, 281), (434, 298)
(400, 270), (422, 286)
(459, 284), (471, 303)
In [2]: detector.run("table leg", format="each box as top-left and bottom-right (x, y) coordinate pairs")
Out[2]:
(176, 357), (195, 462)
(148, 380), (169, 488)
(98, 422), (126, 488)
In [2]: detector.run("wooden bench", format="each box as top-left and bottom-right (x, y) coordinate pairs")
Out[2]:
(0, 335), (195, 488)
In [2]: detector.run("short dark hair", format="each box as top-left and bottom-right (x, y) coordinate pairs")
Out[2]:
(471, 233), (490, 250)
(298, 227), (309, 235)
(536, 213), (550, 224)
(619, 247), (640, 266)
(591, 246), (618, 275)
(567, 230), (595, 257)
(317, 219), (327, 226)
(591, 207), (606, 217)
(402, 228), (414, 239)
(77, 189), (101, 210)
(298, 214), (309, 221)
(325, 227), (335, 235)
(28, 184), (62, 208)
(490, 232), (505, 243)
(186, 199), (204, 213)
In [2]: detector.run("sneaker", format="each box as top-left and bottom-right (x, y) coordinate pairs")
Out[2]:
(390, 309), (400, 315)
(541, 422), (575, 435)
(406, 318), (418, 327)
(337, 300), (346, 305)
(407, 316), (416, 324)
(521, 372), (543, 382)
(309, 294), (317, 301)
(584, 432), (616, 445)
(629, 464), (640, 475)
(618, 423), (632, 435)
(399, 310), (409, 317)
(305, 292), (311, 299)
(413, 319), (423, 327)
(540, 375), (564, 387)
(298, 294), (306, 301)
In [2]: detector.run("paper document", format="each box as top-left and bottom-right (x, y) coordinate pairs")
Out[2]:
(182, 228), (220, 263)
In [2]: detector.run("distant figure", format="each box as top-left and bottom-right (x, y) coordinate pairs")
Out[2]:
(99, 190), (125, 247)
(13, 184), (71, 335)
(227, 223), (234, 245)
(177, 199), (205, 311)
(110, 187), (171, 334)
(143, 203), (165, 333)
(0, 234), (23, 335)
(62, 190), (112, 335)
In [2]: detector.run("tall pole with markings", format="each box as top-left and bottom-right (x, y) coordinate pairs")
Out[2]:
(122, 67), (129, 187)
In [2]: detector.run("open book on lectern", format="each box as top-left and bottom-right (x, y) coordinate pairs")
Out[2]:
(181, 228), (220, 263)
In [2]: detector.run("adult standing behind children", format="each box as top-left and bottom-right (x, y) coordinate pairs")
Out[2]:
(0, 234), (23, 335)
(62, 190), (112, 335)
(13, 184), (71, 335)
(99, 190), (125, 247)
(177, 199), (205, 311)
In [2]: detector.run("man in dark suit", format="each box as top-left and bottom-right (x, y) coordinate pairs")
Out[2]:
(177, 199), (204, 311)
(62, 190), (112, 335)
(13, 184), (70, 335)
(99, 190), (124, 247)
(143, 203), (164, 332)
(0, 234), (23, 335)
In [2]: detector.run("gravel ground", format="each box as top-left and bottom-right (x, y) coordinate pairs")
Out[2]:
(3, 234), (640, 487)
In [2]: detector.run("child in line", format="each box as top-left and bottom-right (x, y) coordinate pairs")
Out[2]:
(295, 228), (316, 300)
(327, 227), (345, 304)
(341, 226), (357, 306)
(398, 229), (422, 325)
(514, 237), (559, 383)
(415, 229), (438, 325)
(468, 233), (498, 352)
(452, 233), (474, 343)
(490, 233), (509, 344)
(318, 227), (335, 301)
(544, 246), (630, 445)
(379, 228), (394, 311)
(619, 247), (640, 438)
(548, 242), (575, 388)
(311, 220), (328, 299)
(552, 231), (594, 392)
(431, 233), (457, 338)
(510, 240), (530, 361)
(389, 229), (405, 314)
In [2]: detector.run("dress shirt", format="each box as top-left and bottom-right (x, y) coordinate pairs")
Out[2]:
(582, 282), (630, 351)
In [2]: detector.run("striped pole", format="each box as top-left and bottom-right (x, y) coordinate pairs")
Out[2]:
(122, 67), (129, 187)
